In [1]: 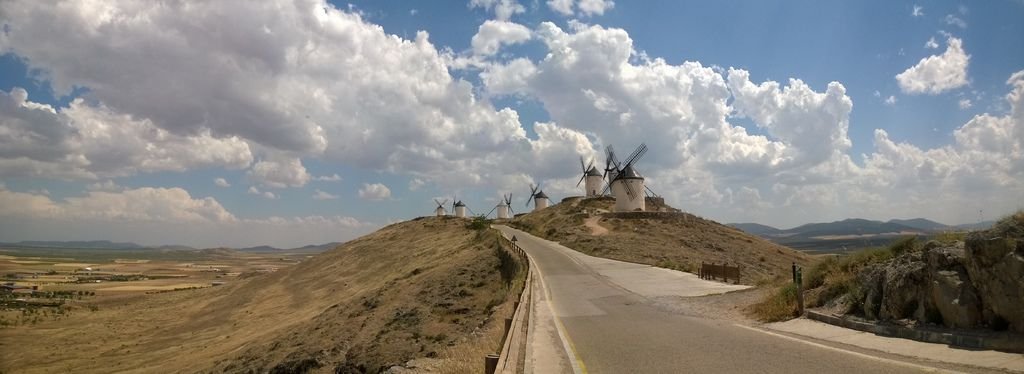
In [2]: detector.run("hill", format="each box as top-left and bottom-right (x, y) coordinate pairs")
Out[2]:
(511, 197), (810, 284)
(1, 217), (524, 373)
(782, 218), (920, 238)
(728, 223), (783, 236)
(887, 218), (950, 231)
(2, 240), (145, 249)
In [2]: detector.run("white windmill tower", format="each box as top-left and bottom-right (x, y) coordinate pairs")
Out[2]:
(526, 183), (550, 211)
(607, 143), (648, 212)
(433, 198), (449, 216)
(453, 198), (468, 218)
(486, 193), (514, 219)
(576, 157), (604, 198)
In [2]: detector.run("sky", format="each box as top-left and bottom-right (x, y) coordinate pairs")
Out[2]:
(1, 0), (1022, 248)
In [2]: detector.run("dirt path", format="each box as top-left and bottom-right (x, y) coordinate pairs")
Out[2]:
(583, 216), (608, 236)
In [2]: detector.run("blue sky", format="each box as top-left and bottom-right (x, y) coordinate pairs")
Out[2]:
(0, 0), (1022, 247)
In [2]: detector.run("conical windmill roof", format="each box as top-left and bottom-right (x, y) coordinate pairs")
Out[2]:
(534, 190), (549, 199)
(586, 166), (603, 176)
(619, 165), (643, 179)
(454, 200), (466, 207)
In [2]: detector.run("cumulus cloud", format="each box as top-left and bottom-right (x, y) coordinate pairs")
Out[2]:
(471, 20), (532, 56)
(0, 1), (594, 189)
(912, 5), (924, 17)
(214, 178), (231, 188)
(0, 88), (253, 179)
(358, 183), (392, 200)
(959, 99), (973, 109)
(312, 189), (339, 200)
(944, 14), (967, 28)
(247, 156), (310, 188)
(247, 186), (277, 199)
(925, 37), (939, 49)
(546, 0), (614, 16)
(469, 0), (524, 21)
(896, 37), (970, 95)
(0, 185), (372, 247)
(408, 178), (426, 191)
(313, 174), (342, 182)
(885, 95), (898, 105)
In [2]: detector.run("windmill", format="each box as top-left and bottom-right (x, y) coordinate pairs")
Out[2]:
(601, 145), (621, 195)
(433, 198), (449, 217)
(453, 200), (468, 218)
(607, 143), (648, 212)
(577, 156), (604, 198)
(525, 183), (550, 211)
(486, 193), (515, 219)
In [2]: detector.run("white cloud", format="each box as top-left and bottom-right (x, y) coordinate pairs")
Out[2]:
(358, 183), (392, 200)
(545, 0), (614, 17)
(247, 186), (277, 200)
(873, 90), (881, 97)
(312, 189), (338, 200)
(469, 0), (524, 21)
(471, 20), (532, 57)
(944, 14), (967, 28)
(578, 0), (615, 16)
(885, 95), (897, 105)
(912, 5), (924, 17)
(313, 174), (342, 182)
(896, 37), (970, 95)
(0, 88), (253, 179)
(408, 178), (426, 191)
(247, 156), (310, 188)
(547, 0), (574, 15)
(959, 98), (973, 109)
(925, 37), (939, 49)
(0, 185), (372, 247)
(214, 178), (231, 188)
(410, 9), (418, 15)
(87, 180), (122, 192)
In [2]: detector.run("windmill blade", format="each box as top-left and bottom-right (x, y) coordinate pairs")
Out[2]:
(644, 185), (659, 197)
(621, 143), (648, 169)
(576, 174), (587, 187)
(608, 145), (621, 169)
(486, 205), (498, 218)
(601, 183), (612, 195)
(466, 206), (477, 216)
(586, 157), (595, 171)
(579, 156), (587, 173)
(451, 194), (457, 211)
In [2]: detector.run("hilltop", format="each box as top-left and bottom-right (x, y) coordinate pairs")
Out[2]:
(511, 197), (809, 284)
(1, 217), (524, 373)
(728, 218), (996, 253)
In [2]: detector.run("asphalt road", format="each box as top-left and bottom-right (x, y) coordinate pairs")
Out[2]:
(494, 225), (933, 374)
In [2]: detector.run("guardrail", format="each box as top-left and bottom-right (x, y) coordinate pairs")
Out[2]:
(698, 262), (741, 284)
(487, 231), (533, 374)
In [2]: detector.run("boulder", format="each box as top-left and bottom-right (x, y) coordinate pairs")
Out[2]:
(963, 234), (1024, 332)
(925, 245), (982, 328)
(878, 252), (929, 320)
(857, 265), (885, 319)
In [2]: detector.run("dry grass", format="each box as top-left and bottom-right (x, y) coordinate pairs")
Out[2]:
(749, 282), (799, 322)
(511, 197), (810, 284)
(1, 217), (525, 373)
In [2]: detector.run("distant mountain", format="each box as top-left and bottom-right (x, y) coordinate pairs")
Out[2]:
(1, 240), (145, 249)
(728, 223), (783, 236)
(887, 218), (951, 231)
(236, 242), (342, 253)
(782, 219), (920, 238)
(953, 221), (996, 231)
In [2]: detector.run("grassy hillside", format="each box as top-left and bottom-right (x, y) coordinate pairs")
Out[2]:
(511, 197), (809, 284)
(0, 217), (524, 373)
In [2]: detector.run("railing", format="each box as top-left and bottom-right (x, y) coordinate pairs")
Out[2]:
(698, 262), (741, 284)
(487, 231), (533, 374)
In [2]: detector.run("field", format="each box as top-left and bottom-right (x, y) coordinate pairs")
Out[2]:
(0, 217), (523, 373)
(0, 246), (313, 327)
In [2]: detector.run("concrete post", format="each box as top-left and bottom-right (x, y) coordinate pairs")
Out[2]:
(485, 354), (499, 374)
(503, 317), (513, 343)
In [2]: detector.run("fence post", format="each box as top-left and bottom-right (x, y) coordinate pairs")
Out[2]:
(796, 267), (804, 316)
(791, 262), (797, 284)
(485, 354), (499, 374)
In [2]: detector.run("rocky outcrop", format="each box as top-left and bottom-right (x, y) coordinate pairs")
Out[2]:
(963, 234), (1024, 332)
(853, 238), (1015, 331)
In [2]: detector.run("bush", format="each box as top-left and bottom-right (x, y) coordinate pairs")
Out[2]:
(751, 283), (799, 322)
(888, 236), (919, 256)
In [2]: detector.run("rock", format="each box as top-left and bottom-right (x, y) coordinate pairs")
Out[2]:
(964, 234), (1024, 332)
(923, 245), (981, 328)
(857, 265), (885, 319)
(878, 252), (928, 321)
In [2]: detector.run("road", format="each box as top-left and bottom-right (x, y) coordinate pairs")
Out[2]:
(494, 225), (940, 374)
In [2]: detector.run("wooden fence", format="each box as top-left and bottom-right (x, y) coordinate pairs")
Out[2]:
(698, 262), (740, 284)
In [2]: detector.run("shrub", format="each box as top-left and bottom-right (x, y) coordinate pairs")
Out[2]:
(751, 283), (799, 322)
